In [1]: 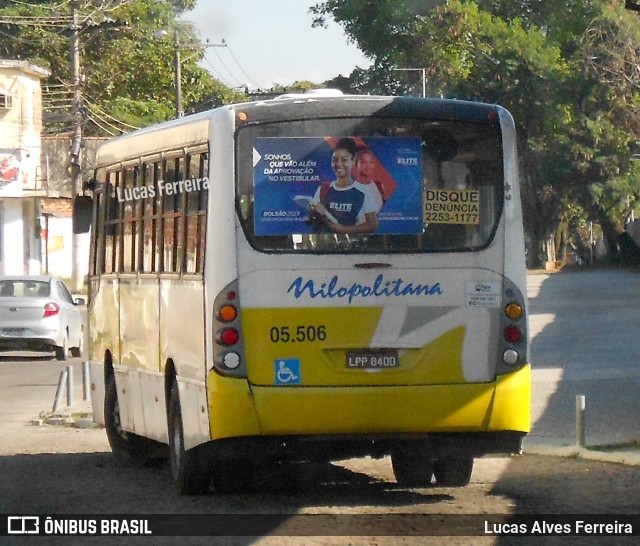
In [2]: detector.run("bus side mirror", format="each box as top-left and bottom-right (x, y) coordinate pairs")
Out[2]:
(73, 195), (92, 234)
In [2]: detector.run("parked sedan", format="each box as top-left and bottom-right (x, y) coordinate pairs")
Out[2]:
(0, 276), (84, 360)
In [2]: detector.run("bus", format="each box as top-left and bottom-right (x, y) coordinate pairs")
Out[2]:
(74, 91), (530, 495)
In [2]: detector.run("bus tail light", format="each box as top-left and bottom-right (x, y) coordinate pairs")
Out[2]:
(504, 302), (523, 320)
(502, 349), (519, 366)
(218, 328), (239, 346)
(212, 280), (246, 378)
(499, 279), (528, 371)
(223, 352), (241, 369)
(218, 304), (237, 323)
(503, 325), (522, 343)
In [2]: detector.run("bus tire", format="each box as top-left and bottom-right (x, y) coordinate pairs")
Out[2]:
(433, 457), (474, 487)
(168, 381), (211, 495)
(391, 449), (434, 487)
(211, 459), (254, 493)
(104, 374), (164, 467)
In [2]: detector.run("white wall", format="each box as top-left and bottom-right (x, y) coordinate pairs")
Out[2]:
(0, 198), (43, 275)
(42, 216), (89, 279)
(2, 199), (24, 274)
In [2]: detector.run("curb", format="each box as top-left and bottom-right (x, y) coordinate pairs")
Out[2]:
(524, 442), (640, 467)
(29, 401), (101, 430)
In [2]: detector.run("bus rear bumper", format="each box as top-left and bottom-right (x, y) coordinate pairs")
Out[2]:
(208, 430), (525, 462)
(208, 365), (531, 454)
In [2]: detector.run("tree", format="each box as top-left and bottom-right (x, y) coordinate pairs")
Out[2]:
(0, 0), (243, 134)
(312, 0), (571, 264)
(567, 5), (640, 259)
(311, 0), (640, 264)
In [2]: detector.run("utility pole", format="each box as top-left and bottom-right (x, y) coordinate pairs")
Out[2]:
(166, 33), (226, 118)
(173, 29), (183, 117)
(70, 0), (82, 291)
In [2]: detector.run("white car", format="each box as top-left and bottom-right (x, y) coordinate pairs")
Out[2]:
(0, 275), (84, 360)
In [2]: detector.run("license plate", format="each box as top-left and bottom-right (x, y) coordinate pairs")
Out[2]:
(346, 349), (399, 369)
(2, 328), (24, 337)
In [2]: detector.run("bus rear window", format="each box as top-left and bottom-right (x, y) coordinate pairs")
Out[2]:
(236, 117), (503, 253)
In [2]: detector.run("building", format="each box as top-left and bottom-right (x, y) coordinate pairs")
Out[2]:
(0, 59), (50, 275)
(40, 136), (106, 281)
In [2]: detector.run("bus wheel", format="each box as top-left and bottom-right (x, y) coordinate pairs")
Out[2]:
(168, 381), (211, 495)
(391, 449), (434, 487)
(212, 459), (254, 493)
(104, 374), (164, 467)
(433, 457), (474, 487)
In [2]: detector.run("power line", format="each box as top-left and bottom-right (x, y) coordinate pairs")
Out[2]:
(201, 55), (235, 88)
(0, 13), (73, 27)
(82, 92), (139, 131)
(7, 0), (72, 10)
(225, 42), (261, 88)
(208, 46), (245, 87)
(0, 26), (67, 44)
(84, 111), (117, 136)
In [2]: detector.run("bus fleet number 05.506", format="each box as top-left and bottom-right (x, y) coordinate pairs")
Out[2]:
(269, 325), (327, 343)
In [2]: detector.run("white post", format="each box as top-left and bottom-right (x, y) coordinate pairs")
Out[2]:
(576, 395), (586, 447)
(53, 370), (68, 413)
(82, 361), (90, 401)
(66, 365), (74, 407)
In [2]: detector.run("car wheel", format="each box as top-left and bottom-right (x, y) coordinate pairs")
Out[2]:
(55, 333), (68, 361)
(168, 380), (211, 495)
(70, 328), (83, 358)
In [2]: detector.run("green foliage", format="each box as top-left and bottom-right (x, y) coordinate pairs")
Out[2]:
(0, 0), (239, 134)
(312, 0), (640, 263)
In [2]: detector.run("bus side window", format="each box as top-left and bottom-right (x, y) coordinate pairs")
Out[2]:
(121, 165), (140, 272)
(89, 167), (106, 276)
(104, 170), (121, 273)
(91, 190), (103, 275)
(197, 153), (208, 274)
(183, 152), (208, 274)
(141, 162), (158, 273)
(161, 157), (183, 273)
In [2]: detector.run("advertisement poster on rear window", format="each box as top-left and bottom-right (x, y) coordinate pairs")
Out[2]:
(253, 136), (423, 236)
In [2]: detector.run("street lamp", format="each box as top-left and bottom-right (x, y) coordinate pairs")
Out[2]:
(393, 67), (427, 98)
(155, 30), (226, 118)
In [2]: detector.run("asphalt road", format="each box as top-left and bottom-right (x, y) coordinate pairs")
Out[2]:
(526, 268), (640, 448)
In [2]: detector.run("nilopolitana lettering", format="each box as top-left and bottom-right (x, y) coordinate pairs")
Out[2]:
(287, 274), (443, 304)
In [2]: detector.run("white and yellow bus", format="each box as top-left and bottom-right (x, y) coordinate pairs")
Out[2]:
(75, 91), (530, 494)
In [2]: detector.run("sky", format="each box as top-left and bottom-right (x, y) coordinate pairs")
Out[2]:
(181, 1), (371, 90)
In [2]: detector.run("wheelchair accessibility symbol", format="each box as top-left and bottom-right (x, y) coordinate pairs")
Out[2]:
(275, 358), (300, 385)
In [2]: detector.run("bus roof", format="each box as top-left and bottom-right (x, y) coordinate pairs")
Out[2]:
(95, 110), (213, 166)
(94, 94), (506, 168)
